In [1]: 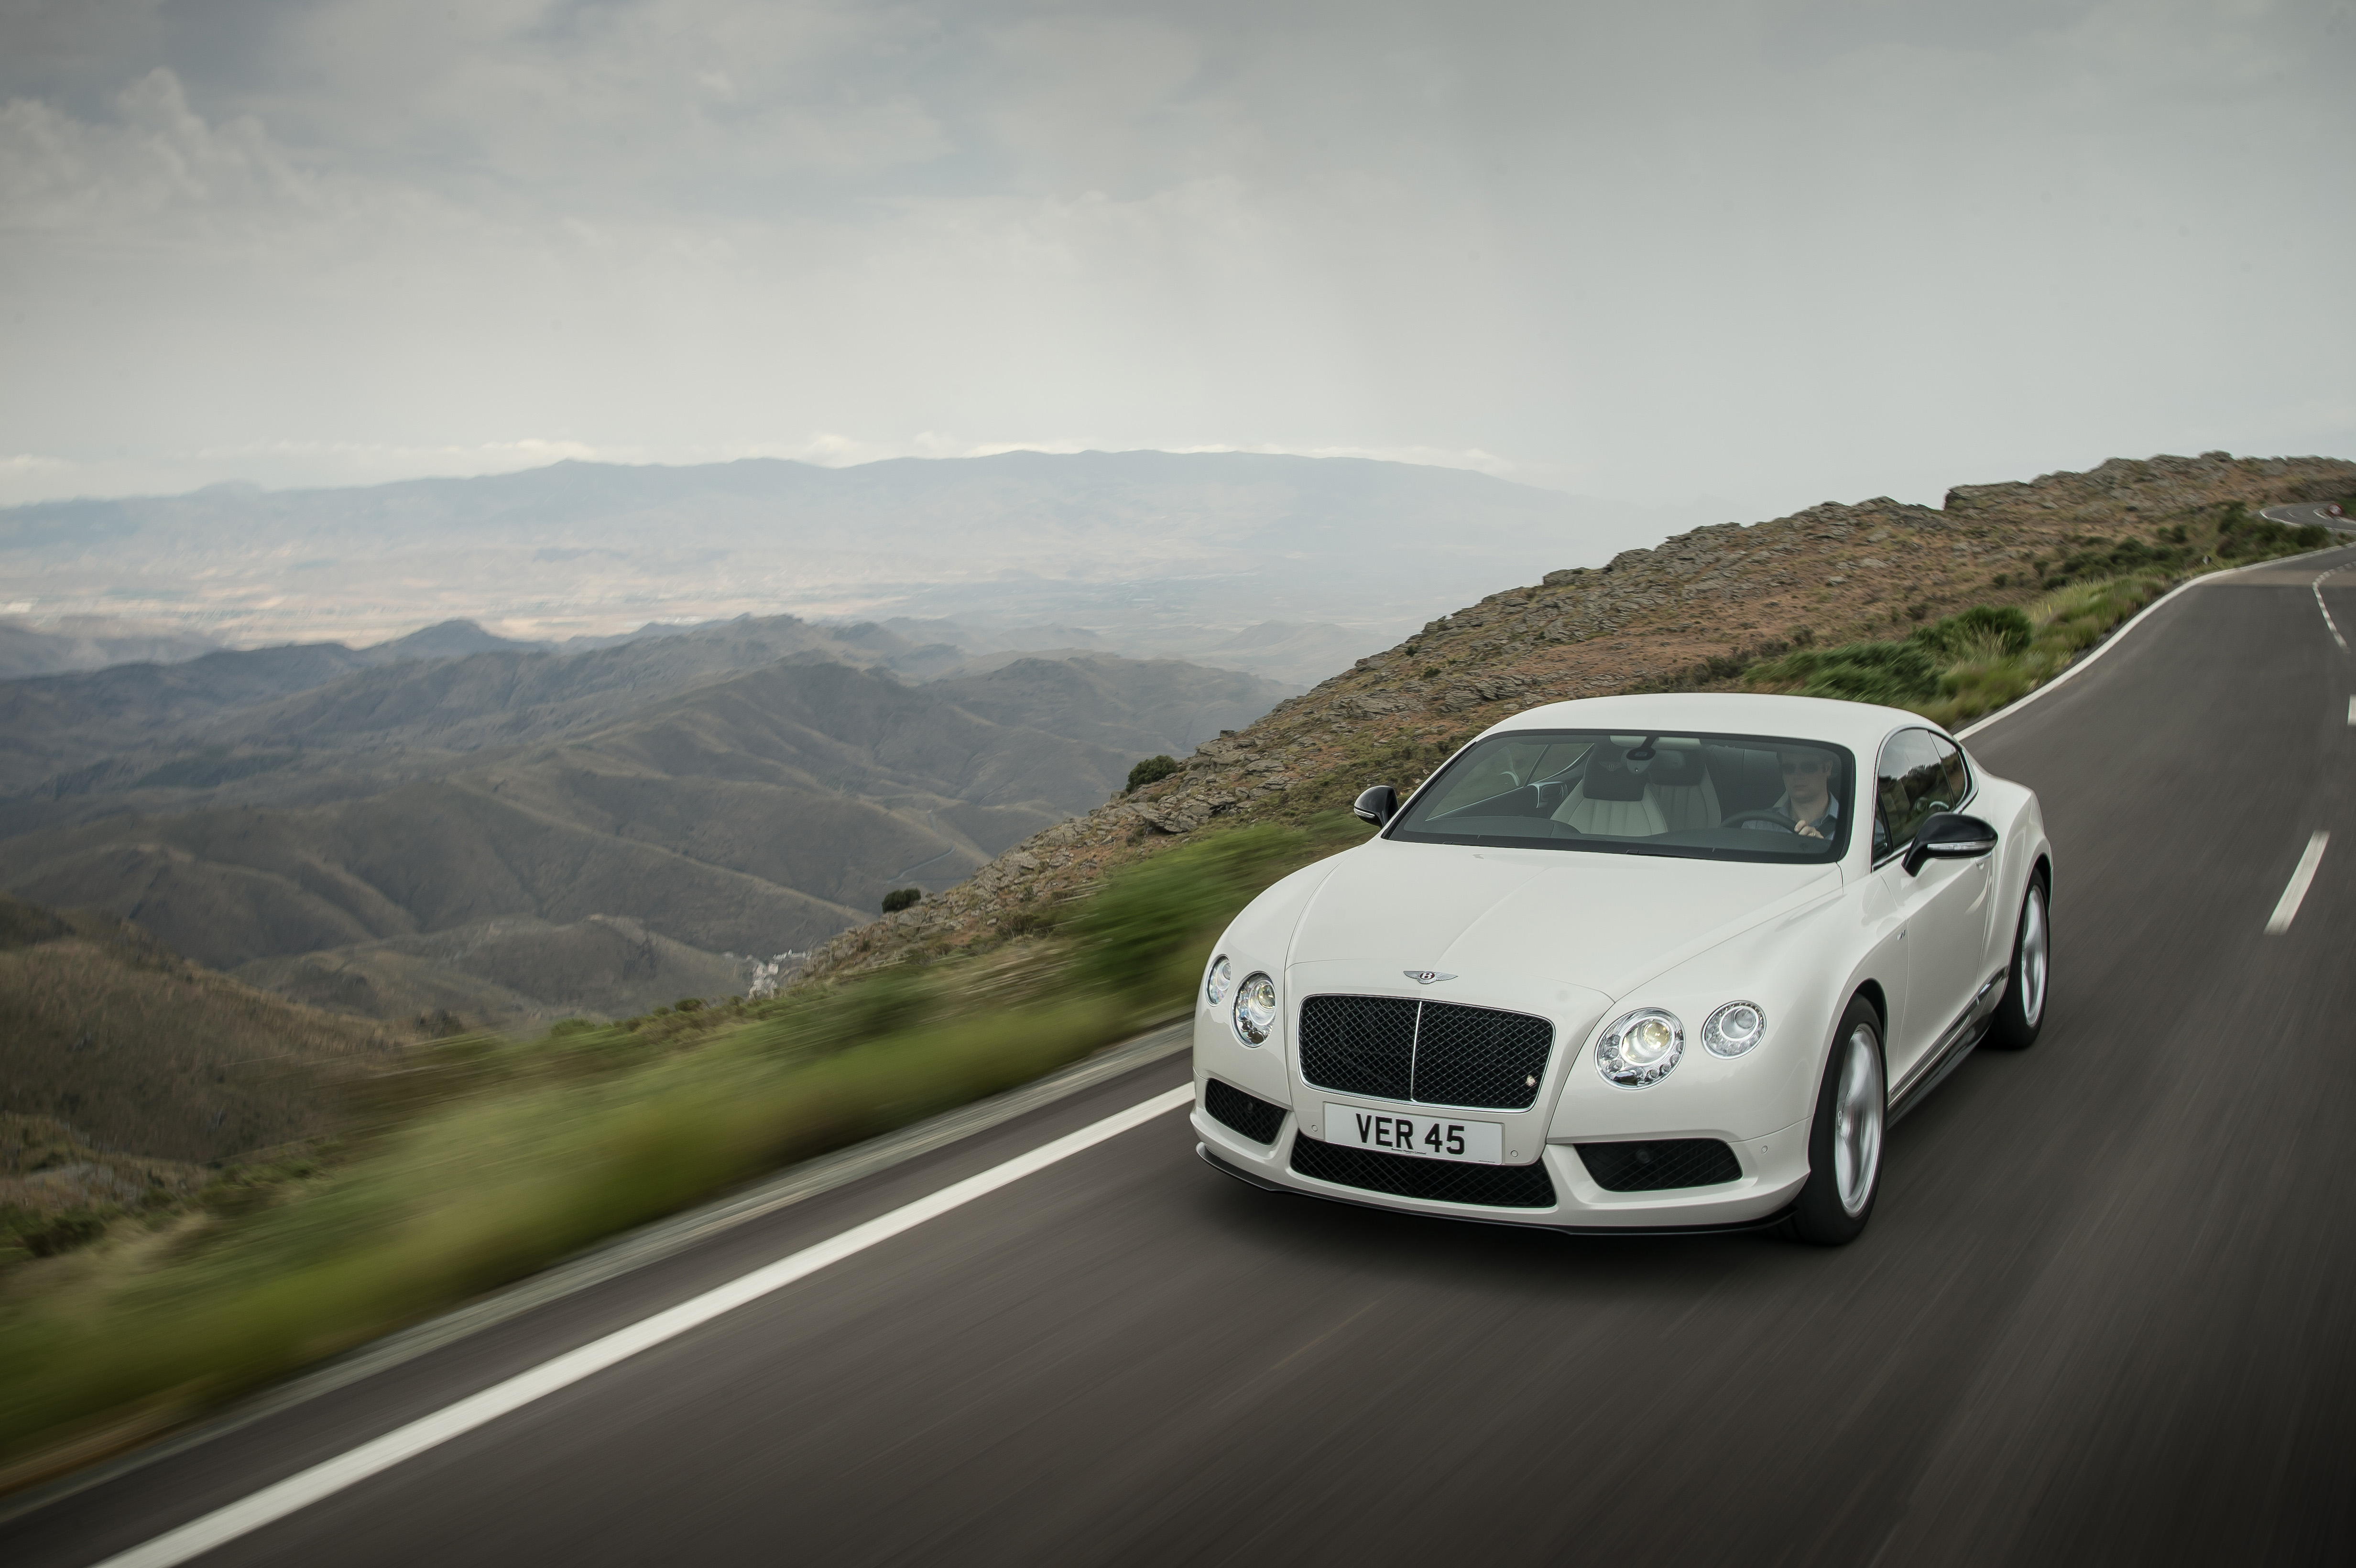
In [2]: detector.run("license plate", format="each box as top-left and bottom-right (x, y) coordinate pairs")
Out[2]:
(1323, 1103), (1503, 1165)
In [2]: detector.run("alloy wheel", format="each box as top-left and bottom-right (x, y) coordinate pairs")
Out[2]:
(2018, 886), (2049, 1028)
(1833, 1024), (1885, 1218)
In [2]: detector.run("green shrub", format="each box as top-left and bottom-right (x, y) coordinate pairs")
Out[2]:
(1933, 656), (2044, 719)
(1125, 755), (1180, 793)
(1912, 604), (2032, 663)
(996, 907), (1059, 938)
(3, 1206), (109, 1260)
(1746, 639), (1939, 705)
(880, 887), (922, 914)
(17, 1213), (105, 1258)
(839, 971), (935, 1041)
(2213, 504), (2328, 560)
(2040, 532), (2187, 586)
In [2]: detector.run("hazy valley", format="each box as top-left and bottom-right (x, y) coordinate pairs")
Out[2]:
(0, 450), (1701, 657)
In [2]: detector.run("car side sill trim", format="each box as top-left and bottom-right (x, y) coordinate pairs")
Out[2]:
(1889, 969), (2008, 1122)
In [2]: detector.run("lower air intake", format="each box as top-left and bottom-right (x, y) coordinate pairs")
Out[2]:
(1574, 1139), (1743, 1192)
(1205, 1079), (1287, 1144)
(1290, 1134), (1555, 1208)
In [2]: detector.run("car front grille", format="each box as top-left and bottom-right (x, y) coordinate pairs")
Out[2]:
(1298, 994), (1552, 1111)
(1574, 1139), (1743, 1191)
(1204, 1078), (1287, 1144)
(1289, 1133), (1556, 1208)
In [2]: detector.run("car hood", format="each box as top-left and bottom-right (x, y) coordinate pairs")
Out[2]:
(1287, 841), (1846, 1002)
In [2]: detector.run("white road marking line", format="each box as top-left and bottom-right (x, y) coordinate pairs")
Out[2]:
(2347, 695), (2355, 728)
(2314, 569), (2349, 652)
(91, 1084), (1197, 1568)
(2265, 831), (2330, 936)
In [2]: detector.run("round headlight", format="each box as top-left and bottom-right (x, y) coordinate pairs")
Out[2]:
(1596, 1008), (1684, 1087)
(1233, 971), (1278, 1045)
(1204, 956), (1233, 1007)
(1702, 1001), (1767, 1057)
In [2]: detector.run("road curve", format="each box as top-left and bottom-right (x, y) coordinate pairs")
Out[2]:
(2262, 500), (2352, 533)
(10, 546), (2356, 1568)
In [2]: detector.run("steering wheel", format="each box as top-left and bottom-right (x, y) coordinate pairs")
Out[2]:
(1719, 809), (1799, 831)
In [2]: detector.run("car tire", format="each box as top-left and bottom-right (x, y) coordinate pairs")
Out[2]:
(1984, 872), (2050, 1052)
(1783, 996), (1886, 1247)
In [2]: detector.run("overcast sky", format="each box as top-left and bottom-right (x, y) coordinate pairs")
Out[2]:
(3, 0), (2351, 517)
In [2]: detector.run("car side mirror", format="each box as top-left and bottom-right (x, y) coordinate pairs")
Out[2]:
(1353, 784), (1400, 827)
(1904, 812), (1997, 877)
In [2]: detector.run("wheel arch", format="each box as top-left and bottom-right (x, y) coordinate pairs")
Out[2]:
(1849, 977), (1890, 1046)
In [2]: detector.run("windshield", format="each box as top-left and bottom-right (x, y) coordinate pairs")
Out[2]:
(1385, 730), (1856, 862)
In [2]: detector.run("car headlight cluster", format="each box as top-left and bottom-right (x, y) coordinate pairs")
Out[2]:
(1702, 1001), (1767, 1058)
(1233, 970), (1279, 1045)
(1597, 1000), (1769, 1085)
(1597, 1008), (1683, 1086)
(1204, 956), (1233, 1006)
(1209, 955), (1278, 1044)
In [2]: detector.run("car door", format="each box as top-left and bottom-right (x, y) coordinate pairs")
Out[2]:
(1870, 728), (1995, 1089)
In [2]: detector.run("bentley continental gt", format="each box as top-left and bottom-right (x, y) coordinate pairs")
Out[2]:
(1192, 693), (2051, 1244)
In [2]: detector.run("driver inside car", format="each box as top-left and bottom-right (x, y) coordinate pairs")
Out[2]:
(1743, 750), (1842, 839)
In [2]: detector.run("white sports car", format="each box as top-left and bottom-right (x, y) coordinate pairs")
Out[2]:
(1191, 693), (2051, 1244)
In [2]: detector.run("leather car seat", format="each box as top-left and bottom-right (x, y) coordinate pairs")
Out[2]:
(1552, 748), (1669, 836)
(1640, 747), (1722, 831)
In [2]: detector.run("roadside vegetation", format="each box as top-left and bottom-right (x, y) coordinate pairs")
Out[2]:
(1738, 504), (2332, 727)
(0, 813), (1360, 1485)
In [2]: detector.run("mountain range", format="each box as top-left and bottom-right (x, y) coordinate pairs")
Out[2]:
(0, 614), (1290, 1028)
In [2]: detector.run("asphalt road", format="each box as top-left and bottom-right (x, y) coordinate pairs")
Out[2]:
(11, 546), (2356, 1568)
(2262, 500), (2353, 532)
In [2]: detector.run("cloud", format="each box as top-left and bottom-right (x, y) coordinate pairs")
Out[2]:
(0, 0), (2349, 515)
(0, 68), (318, 237)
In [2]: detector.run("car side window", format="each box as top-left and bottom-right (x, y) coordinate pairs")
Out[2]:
(1874, 730), (1961, 859)
(1929, 732), (1970, 809)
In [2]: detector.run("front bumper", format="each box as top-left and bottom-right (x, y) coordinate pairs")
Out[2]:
(1190, 1089), (1809, 1232)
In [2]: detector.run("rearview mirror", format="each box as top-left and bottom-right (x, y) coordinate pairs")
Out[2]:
(1353, 785), (1400, 827)
(1904, 812), (1997, 877)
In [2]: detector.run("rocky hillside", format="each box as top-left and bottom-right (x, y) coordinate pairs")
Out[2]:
(803, 451), (2356, 978)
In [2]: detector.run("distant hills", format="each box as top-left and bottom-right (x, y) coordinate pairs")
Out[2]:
(0, 616), (1290, 1028)
(0, 451), (1701, 653)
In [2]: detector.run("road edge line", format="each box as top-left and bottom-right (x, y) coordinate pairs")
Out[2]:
(88, 1086), (1198, 1568)
(0, 1019), (1193, 1526)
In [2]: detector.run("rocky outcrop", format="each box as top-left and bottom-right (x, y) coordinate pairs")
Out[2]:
(1942, 451), (2345, 521)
